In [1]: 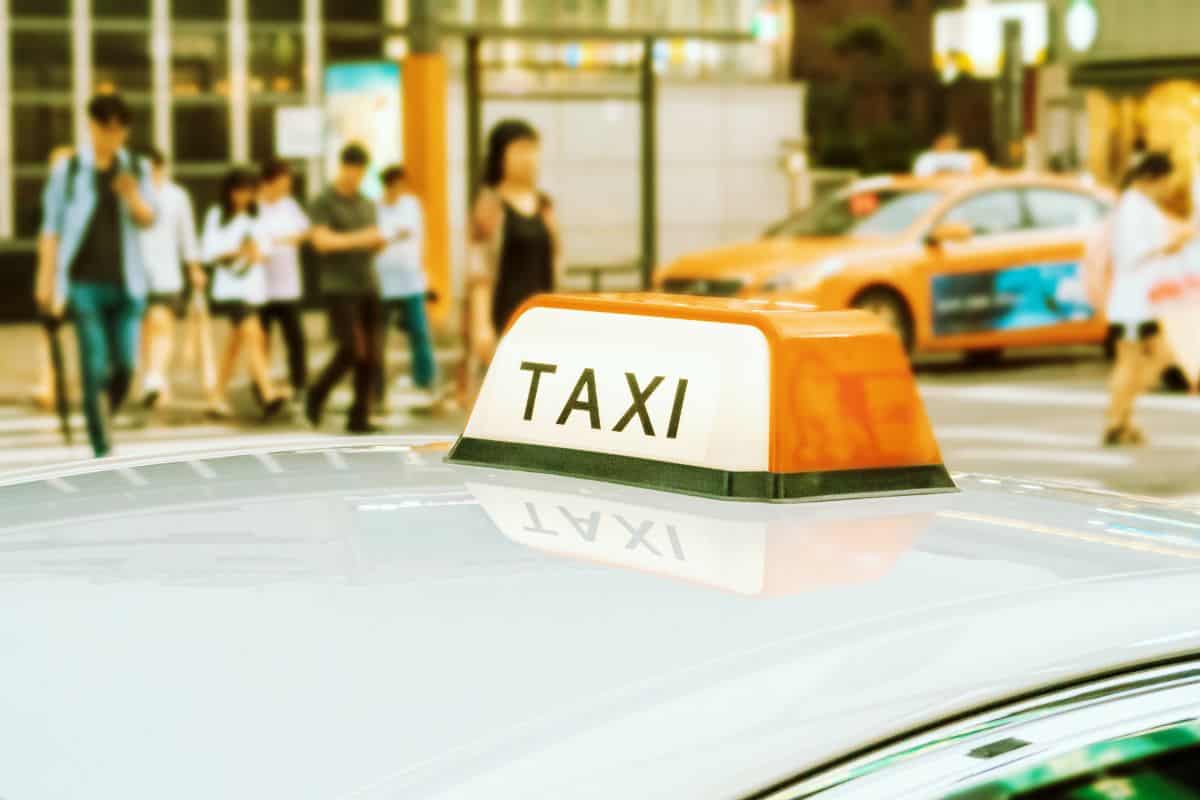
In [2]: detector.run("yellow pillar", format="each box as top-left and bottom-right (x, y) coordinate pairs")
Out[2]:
(403, 53), (451, 325)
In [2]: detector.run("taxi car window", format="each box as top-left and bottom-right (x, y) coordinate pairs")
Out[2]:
(767, 189), (941, 238)
(1024, 188), (1105, 231)
(943, 190), (1025, 236)
(951, 730), (1200, 799)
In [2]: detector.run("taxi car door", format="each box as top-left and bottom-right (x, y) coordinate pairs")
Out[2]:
(923, 187), (1101, 350)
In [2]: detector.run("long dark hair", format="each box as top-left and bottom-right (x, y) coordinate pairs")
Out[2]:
(219, 166), (260, 224)
(481, 119), (538, 188)
(1121, 151), (1172, 190)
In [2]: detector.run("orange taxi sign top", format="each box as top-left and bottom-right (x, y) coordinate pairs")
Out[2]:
(449, 293), (953, 502)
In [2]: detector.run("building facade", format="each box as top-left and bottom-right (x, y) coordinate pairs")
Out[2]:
(789, 0), (957, 171)
(0, 0), (781, 318)
(1046, 0), (1200, 191)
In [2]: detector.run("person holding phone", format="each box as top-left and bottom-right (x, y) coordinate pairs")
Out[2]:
(372, 164), (435, 408)
(257, 159), (311, 403)
(201, 167), (286, 420)
(35, 94), (157, 458)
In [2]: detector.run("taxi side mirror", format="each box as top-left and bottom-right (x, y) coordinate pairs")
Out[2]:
(924, 222), (973, 247)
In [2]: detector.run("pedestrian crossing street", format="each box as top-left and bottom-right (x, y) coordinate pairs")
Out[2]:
(1, 377), (1199, 504)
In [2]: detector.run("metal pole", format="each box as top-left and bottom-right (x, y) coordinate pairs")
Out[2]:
(1001, 19), (1024, 168)
(0, 0), (12, 238)
(465, 34), (482, 204)
(409, 0), (440, 54)
(405, 0), (453, 322)
(639, 36), (657, 289)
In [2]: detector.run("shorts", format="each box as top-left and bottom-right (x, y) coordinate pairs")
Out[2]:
(212, 301), (261, 325)
(147, 291), (185, 318)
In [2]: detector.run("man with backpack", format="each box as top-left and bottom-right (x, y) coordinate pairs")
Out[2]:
(35, 94), (157, 458)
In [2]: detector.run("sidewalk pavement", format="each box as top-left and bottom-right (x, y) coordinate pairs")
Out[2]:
(0, 314), (466, 472)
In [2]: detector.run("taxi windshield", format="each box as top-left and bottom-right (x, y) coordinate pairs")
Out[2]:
(767, 187), (943, 238)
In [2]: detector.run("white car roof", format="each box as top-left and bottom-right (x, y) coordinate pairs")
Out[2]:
(2, 438), (1200, 799)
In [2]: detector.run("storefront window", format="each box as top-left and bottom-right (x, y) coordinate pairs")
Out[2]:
(325, 36), (384, 63)
(250, 0), (302, 21)
(324, 0), (382, 21)
(10, 0), (68, 16)
(94, 32), (154, 93)
(172, 0), (227, 21)
(11, 32), (72, 92)
(14, 178), (48, 239)
(94, 0), (151, 17)
(172, 30), (229, 95)
(173, 105), (231, 161)
(249, 30), (304, 95)
(12, 105), (74, 165)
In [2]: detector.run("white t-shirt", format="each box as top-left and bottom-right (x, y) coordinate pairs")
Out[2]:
(201, 206), (269, 306)
(1107, 187), (1171, 325)
(257, 196), (310, 302)
(139, 180), (200, 294)
(374, 195), (426, 299)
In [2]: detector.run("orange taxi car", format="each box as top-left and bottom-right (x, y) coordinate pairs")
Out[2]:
(655, 173), (1114, 359)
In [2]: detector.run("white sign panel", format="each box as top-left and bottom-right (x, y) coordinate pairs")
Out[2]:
(273, 106), (324, 158)
(465, 307), (771, 472)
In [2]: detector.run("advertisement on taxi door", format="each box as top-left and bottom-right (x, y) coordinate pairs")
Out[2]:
(931, 261), (1095, 336)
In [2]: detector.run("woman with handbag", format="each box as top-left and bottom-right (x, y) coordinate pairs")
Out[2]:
(200, 167), (286, 420)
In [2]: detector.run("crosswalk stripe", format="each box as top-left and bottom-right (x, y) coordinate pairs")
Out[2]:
(921, 383), (1200, 413)
(946, 447), (1135, 468)
(936, 425), (1200, 451)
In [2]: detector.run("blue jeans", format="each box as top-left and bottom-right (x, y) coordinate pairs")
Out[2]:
(68, 282), (145, 457)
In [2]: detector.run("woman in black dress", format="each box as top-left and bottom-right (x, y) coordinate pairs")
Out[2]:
(464, 119), (561, 398)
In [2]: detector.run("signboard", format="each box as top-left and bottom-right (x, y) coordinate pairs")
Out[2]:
(323, 61), (403, 200)
(932, 262), (1094, 336)
(274, 106), (324, 158)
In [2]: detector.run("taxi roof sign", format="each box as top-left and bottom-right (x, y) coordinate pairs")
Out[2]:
(448, 294), (954, 502)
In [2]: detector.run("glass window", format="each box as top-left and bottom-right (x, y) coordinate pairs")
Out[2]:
(124, 103), (156, 153)
(172, 0), (227, 20)
(325, 36), (384, 62)
(324, 0), (381, 21)
(173, 105), (230, 161)
(767, 189), (943, 238)
(172, 31), (229, 95)
(12, 32), (72, 92)
(14, 177), (49, 239)
(94, 32), (153, 92)
(11, 0), (69, 15)
(1025, 188), (1106, 231)
(248, 0), (301, 21)
(175, 175), (224, 224)
(944, 190), (1025, 236)
(12, 104), (74, 165)
(249, 31), (304, 95)
(94, 0), (151, 16)
(250, 104), (279, 162)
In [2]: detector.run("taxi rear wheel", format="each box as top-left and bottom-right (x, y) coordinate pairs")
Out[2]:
(852, 289), (913, 354)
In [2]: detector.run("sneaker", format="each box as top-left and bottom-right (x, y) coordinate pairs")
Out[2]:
(346, 420), (382, 435)
(262, 397), (287, 421)
(304, 391), (325, 429)
(204, 401), (233, 421)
